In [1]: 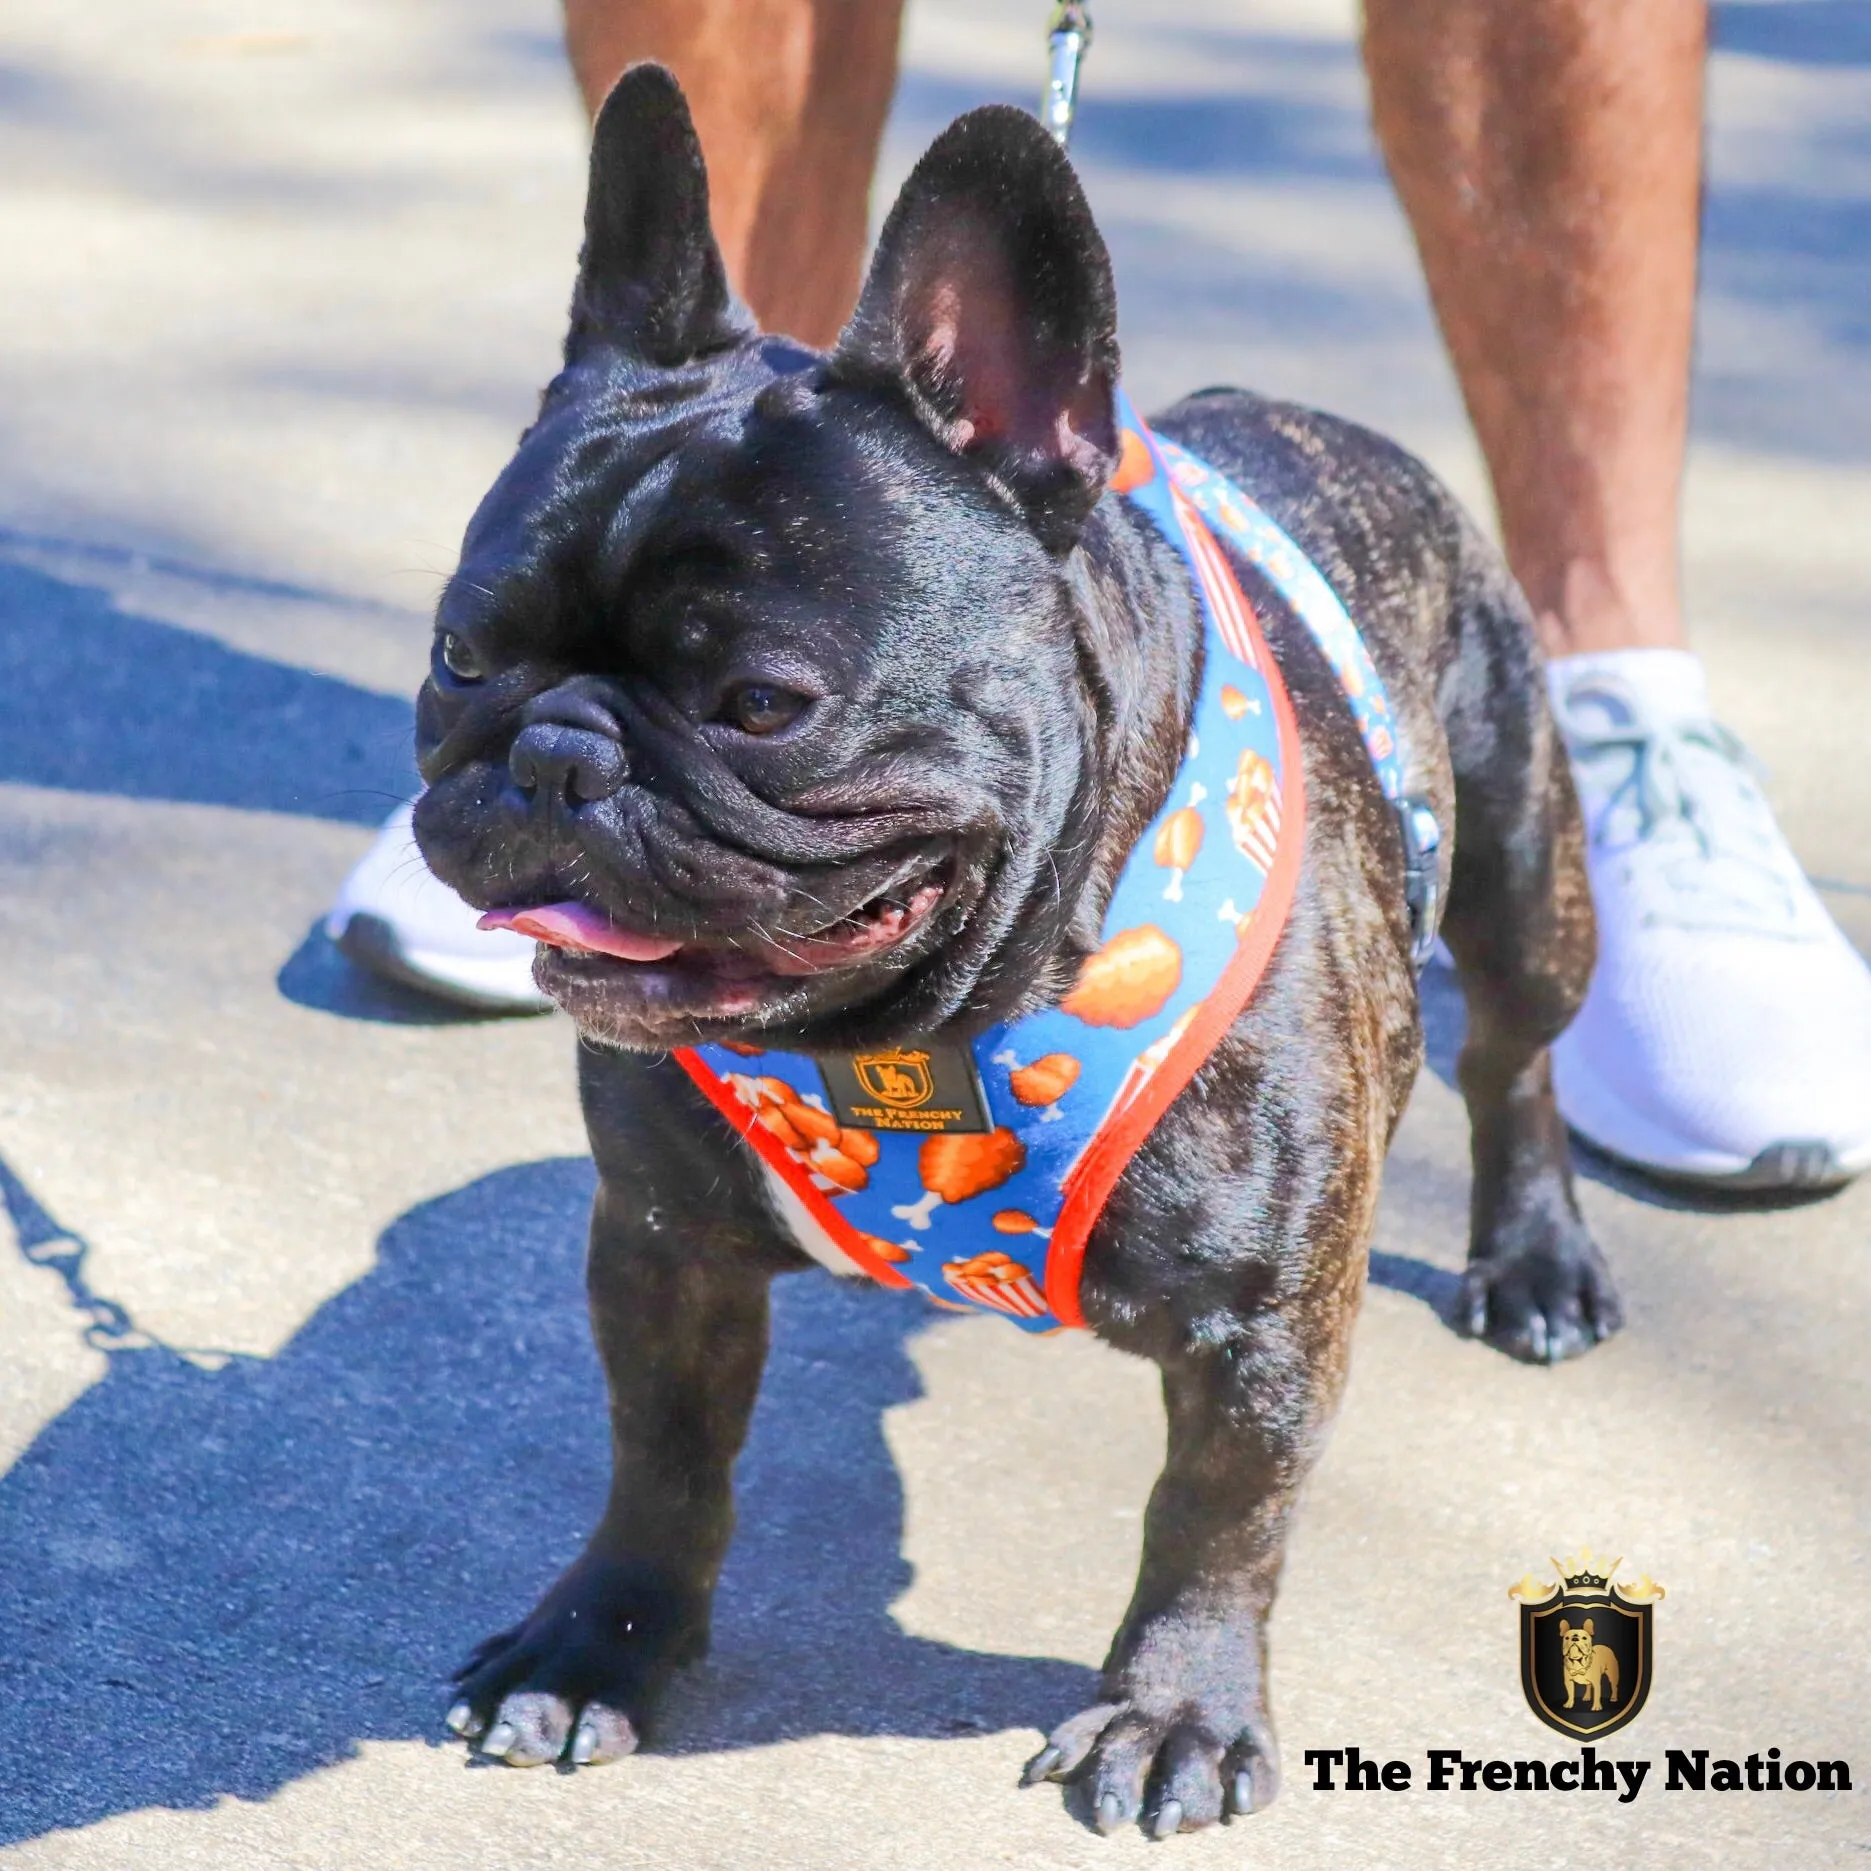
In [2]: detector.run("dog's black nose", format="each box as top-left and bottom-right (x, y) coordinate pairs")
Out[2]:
(509, 723), (628, 806)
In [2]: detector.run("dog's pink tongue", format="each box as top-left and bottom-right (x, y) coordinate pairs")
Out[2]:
(478, 902), (683, 962)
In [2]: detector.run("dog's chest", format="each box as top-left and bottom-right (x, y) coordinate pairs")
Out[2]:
(754, 1157), (871, 1279)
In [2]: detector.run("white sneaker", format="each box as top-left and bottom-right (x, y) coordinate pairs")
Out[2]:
(1549, 649), (1871, 1191)
(324, 800), (553, 1014)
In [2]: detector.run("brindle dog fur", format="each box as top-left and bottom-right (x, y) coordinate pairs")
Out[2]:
(413, 68), (1620, 1839)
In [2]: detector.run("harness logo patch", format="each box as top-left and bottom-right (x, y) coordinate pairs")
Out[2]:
(820, 1044), (992, 1135)
(1511, 1549), (1664, 1740)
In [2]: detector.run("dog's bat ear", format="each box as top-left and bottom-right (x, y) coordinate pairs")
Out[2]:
(830, 105), (1119, 557)
(569, 64), (751, 364)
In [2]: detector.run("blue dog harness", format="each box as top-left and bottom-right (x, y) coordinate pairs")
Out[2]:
(676, 391), (1437, 1331)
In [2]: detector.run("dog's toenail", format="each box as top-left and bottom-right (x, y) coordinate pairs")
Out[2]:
(1151, 1798), (1183, 1839)
(1096, 1792), (1125, 1834)
(1021, 1744), (1063, 1786)
(481, 1721), (517, 1758)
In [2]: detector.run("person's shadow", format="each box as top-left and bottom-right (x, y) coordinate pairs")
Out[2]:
(0, 1156), (1097, 1848)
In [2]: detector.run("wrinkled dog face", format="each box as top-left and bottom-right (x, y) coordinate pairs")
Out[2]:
(1560, 1622), (1597, 1666)
(414, 69), (1123, 1051)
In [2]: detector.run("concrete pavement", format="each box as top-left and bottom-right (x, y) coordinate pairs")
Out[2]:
(2, 1), (1868, 1863)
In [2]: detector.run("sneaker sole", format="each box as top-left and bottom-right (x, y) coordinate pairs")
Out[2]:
(1558, 1052), (1870, 1193)
(1574, 1132), (1855, 1196)
(332, 913), (554, 1015)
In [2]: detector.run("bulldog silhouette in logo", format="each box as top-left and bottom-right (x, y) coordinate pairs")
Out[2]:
(1559, 1618), (1621, 1712)
(854, 1049), (934, 1109)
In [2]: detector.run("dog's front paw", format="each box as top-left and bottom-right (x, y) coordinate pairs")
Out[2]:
(1021, 1697), (1278, 1838)
(1457, 1221), (1623, 1364)
(446, 1553), (703, 1768)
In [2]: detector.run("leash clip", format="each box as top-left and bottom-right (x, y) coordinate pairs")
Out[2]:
(1041, 4), (1093, 149)
(1396, 796), (1442, 972)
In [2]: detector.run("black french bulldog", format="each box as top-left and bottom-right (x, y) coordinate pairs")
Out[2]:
(413, 66), (1619, 1838)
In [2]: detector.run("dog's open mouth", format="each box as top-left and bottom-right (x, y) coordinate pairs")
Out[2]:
(476, 862), (949, 1029)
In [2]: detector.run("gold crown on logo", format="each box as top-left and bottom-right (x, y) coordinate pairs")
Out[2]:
(1556, 1548), (1614, 1590)
(1508, 1548), (1665, 1605)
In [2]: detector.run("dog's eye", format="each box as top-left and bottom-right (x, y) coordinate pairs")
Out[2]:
(720, 682), (807, 735)
(437, 632), (484, 683)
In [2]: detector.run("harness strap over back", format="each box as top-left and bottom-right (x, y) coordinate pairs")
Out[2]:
(1151, 429), (1441, 964)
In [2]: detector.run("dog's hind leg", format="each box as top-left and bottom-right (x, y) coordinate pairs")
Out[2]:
(1437, 549), (1622, 1363)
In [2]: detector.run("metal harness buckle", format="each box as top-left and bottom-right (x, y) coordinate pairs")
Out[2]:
(1041, 5), (1093, 149)
(1396, 796), (1442, 972)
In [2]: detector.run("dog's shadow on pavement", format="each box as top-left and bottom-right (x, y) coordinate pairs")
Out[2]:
(0, 1156), (1096, 1847)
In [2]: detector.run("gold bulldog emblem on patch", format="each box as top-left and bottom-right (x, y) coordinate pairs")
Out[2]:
(1510, 1548), (1664, 1740)
(852, 1048), (935, 1110)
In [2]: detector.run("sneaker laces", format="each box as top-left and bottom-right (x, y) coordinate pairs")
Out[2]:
(1557, 684), (1819, 938)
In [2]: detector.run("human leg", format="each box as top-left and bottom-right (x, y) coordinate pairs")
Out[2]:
(562, 0), (904, 346)
(1362, 0), (1703, 659)
(1362, 0), (1871, 1188)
